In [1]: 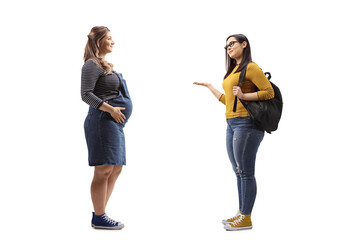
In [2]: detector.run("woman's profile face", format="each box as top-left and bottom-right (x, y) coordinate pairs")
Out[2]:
(226, 37), (245, 60)
(100, 31), (115, 56)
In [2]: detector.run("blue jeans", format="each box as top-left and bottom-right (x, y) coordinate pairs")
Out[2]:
(226, 117), (264, 215)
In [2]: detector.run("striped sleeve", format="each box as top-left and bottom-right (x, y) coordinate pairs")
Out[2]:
(81, 60), (104, 109)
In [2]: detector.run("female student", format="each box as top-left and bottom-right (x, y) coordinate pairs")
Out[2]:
(194, 34), (274, 230)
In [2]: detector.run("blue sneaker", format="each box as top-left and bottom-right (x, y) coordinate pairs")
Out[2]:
(91, 212), (124, 230)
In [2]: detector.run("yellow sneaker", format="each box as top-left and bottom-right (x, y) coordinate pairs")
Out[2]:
(224, 214), (252, 231)
(222, 210), (243, 225)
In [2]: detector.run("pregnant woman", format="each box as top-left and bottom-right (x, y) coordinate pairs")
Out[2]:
(194, 34), (274, 230)
(81, 26), (132, 230)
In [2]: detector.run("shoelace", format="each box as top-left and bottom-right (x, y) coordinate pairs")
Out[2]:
(231, 215), (245, 226)
(227, 211), (242, 221)
(102, 214), (117, 225)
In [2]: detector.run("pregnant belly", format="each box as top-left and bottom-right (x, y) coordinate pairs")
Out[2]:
(108, 97), (133, 122)
(118, 99), (132, 120)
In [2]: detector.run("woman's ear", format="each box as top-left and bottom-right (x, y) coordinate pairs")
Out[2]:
(242, 41), (247, 49)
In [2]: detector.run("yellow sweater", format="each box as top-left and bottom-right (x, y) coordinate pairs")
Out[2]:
(219, 62), (274, 119)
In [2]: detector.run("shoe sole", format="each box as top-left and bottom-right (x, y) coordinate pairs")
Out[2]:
(91, 224), (124, 230)
(224, 225), (252, 231)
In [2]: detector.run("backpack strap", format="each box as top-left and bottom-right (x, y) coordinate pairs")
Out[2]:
(233, 67), (272, 112)
(233, 64), (248, 112)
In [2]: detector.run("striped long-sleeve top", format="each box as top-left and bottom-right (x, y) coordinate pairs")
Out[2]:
(81, 59), (120, 109)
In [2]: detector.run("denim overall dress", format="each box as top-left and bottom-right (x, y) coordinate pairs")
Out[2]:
(84, 73), (132, 166)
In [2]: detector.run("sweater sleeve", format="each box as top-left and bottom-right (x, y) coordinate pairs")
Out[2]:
(219, 94), (226, 105)
(81, 60), (104, 109)
(246, 63), (274, 100)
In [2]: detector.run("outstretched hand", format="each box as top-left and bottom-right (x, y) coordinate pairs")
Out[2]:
(193, 82), (212, 88)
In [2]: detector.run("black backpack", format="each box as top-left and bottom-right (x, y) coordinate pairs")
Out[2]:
(233, 65), (283, 134)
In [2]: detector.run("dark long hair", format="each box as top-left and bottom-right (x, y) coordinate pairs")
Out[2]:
(84, 26), (113, 74)
(224, 34), (252, 79)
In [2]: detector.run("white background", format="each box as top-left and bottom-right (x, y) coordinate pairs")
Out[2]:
(1, 0), (359, 239)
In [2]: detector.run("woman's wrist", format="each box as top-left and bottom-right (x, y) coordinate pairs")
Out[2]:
(239, 92), (259, 101)
(108, 105), (117, 114)
(99, 102), (114, 113)
(237, 92), (245, 100)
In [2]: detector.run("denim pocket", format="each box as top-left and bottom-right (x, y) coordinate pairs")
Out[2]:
(101, 111), (117, 123)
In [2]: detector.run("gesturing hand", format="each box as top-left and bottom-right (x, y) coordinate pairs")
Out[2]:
(193, 82), (212, 88)
(110, 107), (126, 123)
(232, 86), (244, 99)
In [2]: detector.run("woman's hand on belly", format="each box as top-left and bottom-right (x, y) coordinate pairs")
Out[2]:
(110, 107), (126, 123)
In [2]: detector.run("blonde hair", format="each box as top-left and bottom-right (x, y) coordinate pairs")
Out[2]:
(83, 26), (114, 74)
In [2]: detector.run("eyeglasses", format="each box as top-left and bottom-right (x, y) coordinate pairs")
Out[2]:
(224, 41), (240, 49)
